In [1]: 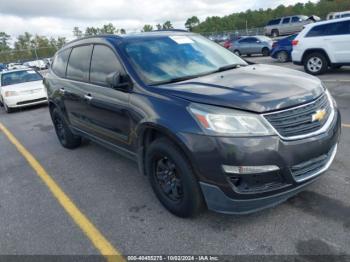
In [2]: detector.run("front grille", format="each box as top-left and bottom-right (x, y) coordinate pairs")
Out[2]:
(264, 93), (331, 138)
(291, 145), (336, 182)
(16, 97), (47, 105)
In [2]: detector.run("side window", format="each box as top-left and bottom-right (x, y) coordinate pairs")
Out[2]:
(90, 45), (123, 86)
(282, 17), (290, 24)
(66, 45), (93, 82)
(52, 48), (71, 77)
(291, 16), (300, 23)
(329, 21), (350, 35)
(306, 24), (329, 37)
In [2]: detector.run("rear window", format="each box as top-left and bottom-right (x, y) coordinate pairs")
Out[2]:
(307, 21), (350, 37)
(1, 70), (43, 86)
(267, 19), (281, 26)
(66, 45), (93, 82)
(52, 49), (71, 77)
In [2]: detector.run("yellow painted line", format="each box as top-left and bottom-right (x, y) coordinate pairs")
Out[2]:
(342, 124), (350, 128)
(0, 122), (124, 262)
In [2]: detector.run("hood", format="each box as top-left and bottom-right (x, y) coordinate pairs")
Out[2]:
(1, 80), (44, 93)
(155, 64), (323, 113)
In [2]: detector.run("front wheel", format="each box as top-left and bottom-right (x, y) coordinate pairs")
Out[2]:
(262, 48), (270, 57)
(51, 108), (81, 149)
(304, 52), (328, 75)
(4, 102), (13, 113)
(145, 138), (205, 218)
(233, 50), (241, 56)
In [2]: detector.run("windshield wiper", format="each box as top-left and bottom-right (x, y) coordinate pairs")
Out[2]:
(215, 64), (243, 72)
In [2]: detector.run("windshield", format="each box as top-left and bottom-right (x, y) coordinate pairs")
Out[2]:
(1, 70), (43, 86)
(121, 35), (247, 85)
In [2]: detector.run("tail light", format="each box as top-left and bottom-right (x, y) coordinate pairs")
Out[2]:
(272, 42), (277, 48)
(292, 40), (299, 46)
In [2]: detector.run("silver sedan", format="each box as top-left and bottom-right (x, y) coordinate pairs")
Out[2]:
(229, 36), (273, 57)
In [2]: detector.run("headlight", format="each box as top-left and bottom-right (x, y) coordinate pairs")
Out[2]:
(4, 91), (18, 97)
(188, 103), (275, 136)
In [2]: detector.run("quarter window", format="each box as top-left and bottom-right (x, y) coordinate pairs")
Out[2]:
(291, 16), (300, 23)
(52, 48), (71, 77)
(90, 45), (123, 86)
(66, 45), (93, 82)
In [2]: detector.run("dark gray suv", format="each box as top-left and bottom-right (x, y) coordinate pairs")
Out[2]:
(44, 32), (341, 217)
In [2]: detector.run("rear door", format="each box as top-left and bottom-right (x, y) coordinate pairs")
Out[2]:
(324, 20), (350, 63)
(280, 17), (291, 35)
(82, 44), (132, 149)
(64, 45), (94, 130)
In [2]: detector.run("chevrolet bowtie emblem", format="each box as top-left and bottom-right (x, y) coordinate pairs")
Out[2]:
(312, 109), (326, 122)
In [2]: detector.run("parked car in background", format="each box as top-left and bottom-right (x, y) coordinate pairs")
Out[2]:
(271, 34), (297, 62)
(23, 60), (47, 70)
(0, 69), (47, 113)
(229, 36), (273, 56)
(7, 63), (28, 70)
(265, 15), (320, 37)
(223, 35), (242, 49)
(292, 17), (350, 75)
(327, 11), (350, 20)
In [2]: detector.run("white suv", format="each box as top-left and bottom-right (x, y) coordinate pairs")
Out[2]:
(292, 17), (350, 75)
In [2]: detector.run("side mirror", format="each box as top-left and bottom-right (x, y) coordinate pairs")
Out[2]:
(106, 72), (121, 88)
(106, 72), (133, 90)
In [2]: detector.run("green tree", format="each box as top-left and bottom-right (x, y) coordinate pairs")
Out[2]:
(0, 32), (11, 52)
(120, 28), (126, 34)
(185, 16), (200, 31)
(100, 23), (116, 34)
(162, 21), (174, 30)
(142, 24), (154, 32)
(73, 27), (83, 38)
(156, 24), (162, 30)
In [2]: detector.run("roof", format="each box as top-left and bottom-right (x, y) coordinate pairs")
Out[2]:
(63, 30), (193, 48)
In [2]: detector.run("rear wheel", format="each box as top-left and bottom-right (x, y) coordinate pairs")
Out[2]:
(271, 29), (279, 38)
(262, 47), (270, 56)
(304, 52), (328, 75)
(145, 138), (205, 218)
(51, 108), (81, 149)
(277, 51), (289, 62)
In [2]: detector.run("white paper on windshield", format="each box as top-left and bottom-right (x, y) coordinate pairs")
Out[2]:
(28, 71), (37, 74)
(169, 36), (194, 44)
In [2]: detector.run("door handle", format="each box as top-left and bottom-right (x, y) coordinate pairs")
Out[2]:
(84, 94), (93, 101)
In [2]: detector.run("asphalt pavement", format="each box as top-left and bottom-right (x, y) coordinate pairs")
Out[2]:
(0, 59), (349, 259)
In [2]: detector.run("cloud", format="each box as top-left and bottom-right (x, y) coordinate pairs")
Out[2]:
(0, 0), (318, 39)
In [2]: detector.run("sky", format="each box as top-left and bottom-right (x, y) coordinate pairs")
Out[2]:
(0, 0), (318, 40)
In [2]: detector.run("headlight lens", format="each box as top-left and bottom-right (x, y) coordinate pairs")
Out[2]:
(4, 91), (18, 97)
(188, 103), (275, 136)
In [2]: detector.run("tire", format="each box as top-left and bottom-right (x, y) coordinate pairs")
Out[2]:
(262, 48), (270, 57)
(277, 51), (289, 62)
(51, 107), (81, 149)
(233, 50), (241, 56)
(4, 102), (13, 113)
(304, 52), (328, 75)
(145, 137), (205, 218)
(271, 29), (279, 38)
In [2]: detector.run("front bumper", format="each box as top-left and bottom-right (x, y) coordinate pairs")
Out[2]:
(179, 109), (341, 214)
(4, 91), (48, 108)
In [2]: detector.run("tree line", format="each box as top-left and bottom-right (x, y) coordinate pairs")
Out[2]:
(1, 0), (350, 63)
(186, 0), (350, 33)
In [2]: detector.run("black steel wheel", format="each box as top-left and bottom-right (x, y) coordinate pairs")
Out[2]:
(51, 108), (81, 149)
(146, 137), (205, 217)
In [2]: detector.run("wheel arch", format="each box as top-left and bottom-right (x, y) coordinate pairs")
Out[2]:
(302, 49), (331, 65)
(136, 123), (198, 179)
